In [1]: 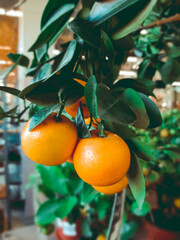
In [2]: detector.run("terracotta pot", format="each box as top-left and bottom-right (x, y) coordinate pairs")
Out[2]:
(56, 218), (81, 240)
(145, 217), (180, 240)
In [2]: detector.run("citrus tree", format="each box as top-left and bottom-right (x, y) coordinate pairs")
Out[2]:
(0, 0), (178, 239)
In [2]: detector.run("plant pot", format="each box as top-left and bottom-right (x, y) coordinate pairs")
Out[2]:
(144, 211), (180, 240)
(56, 218), (81, 240)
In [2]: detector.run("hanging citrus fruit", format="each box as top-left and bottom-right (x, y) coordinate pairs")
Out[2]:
(96, 234), (107, 240)
(21, 113), (78, 166)
(73, 130), (131, 186)
(160, 129), (169, 138)
(174, 198), (180, 209)
(93, 175), (128, 194)
(65, 79), (90, 118)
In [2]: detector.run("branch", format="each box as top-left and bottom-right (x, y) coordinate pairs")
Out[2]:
(140, 13), (180, 30)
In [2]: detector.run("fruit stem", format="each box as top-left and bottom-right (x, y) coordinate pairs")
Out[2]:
(55, 103), (64, 121)
(98, 124), (106, 138)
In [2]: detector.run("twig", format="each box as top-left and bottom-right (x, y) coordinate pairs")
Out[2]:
(107, 189), (127, 240)
(140, 13), (180, 30)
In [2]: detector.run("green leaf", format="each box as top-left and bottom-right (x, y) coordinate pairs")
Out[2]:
(145, 171), (160, 183)
(32, 63), (52, 83)
(89, 0), (141, 25)
(97, 84), (136, 125)
(55, 196), (78, 219)
(120, 88), (149, 129)
(7, 53), (29, 67)
(112, 0), (157, 40)
(37, 165), (69, 196)
(94, 198), (111, 220)
(84, 75), (98, 119)
(5, 105), (18, 115)
(120, 221), (138, 240)
(68, 18), (101, 48)
(38, 184), (56, 199)
(101, 30), (114, 59)
(163, 149), (180, 163)
(138, 59), (156, 80)
(81, 183), (98, 205)
(138, 93), (162, 128)
(0, 86), (22, 98)
(81, 219), (92, 238)
(19, 80), (43, 98)
(29, 104), (60, 131)
(131, 201), (150, 216)
(127, 151), (145, 207)
(75, 105), (91, 139)
(160, 58), (180, 84)
(29, 4), (75, 51)
(112, 78), (155, 96)
(35, 200), (62, 225)
(0, 64), (17, 80)
(0, 107), (5, 119)
(126, 138), (154, 162)
(35, 44), (48, 62)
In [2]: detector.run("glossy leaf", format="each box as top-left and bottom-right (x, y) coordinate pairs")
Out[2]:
(7, 53), (29, 67)
(84, 75), (98, 119)
(97, 84), (136, 125)
(55, 196), (78, 219)
(112, 0), (157, 40)
(29, 4), (75, 51)
(32, 63), (52, 83)
(0, 86), (22, 98)
(101, 30), (114, 59)
(160, 58), (180, 84)
(29, 104), (60, 131)
(127, 151), (145, 207)
(112, 78), (155, 96)
(120, 88), (149, 129)
(121, 221), (138, 240)
(75, 105), (91, 139)
(89, 0), (141, 25)
(138, 93), (162, 128)
(68, 18), (101, 48)
(81, 183), (99, 205)
(131, 201), (150, 216)
(126, 137), (154, 162)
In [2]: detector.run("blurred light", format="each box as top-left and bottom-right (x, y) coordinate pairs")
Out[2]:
(127, 56), (138, 62)
(105, 56), (109, 60)
(140, 29), (148, 35)
(172, 82), (180, 86)
(162, 102), (167, 107)
(0, 60), (12, 65)
(119, 70), (137, 77)
(0, 46), (11, 50)
(0, 8), (23, 17)
(9, 72), (15, 76)
(53, 49), (60, 55)
(81, 55), (86, 60)
(69, 17), (74, 22)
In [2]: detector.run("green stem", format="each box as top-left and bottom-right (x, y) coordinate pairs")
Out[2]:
(98, 124), (106, 138)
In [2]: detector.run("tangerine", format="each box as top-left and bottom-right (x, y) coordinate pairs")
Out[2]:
(96, 234), (107, 240)
(73, 130), (131, 186)
(160, 129), (169, 138)
(65, 79), (90, 118)
(21, 113), (78, 166)
(93, 176), (128, 194)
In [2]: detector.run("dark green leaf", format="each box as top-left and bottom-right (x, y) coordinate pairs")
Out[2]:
(35, 200), (62, 225)
(112, 78), (155, 96)
(84, 75), (98, 119)
(5, 105), (18, 115)
(121, 221), (138, 240)
(163, 149), (180, 163)
(160, 58), (180, 84)
(138, 93), (162, 128)
(94, 199), (111, 220)
(126, 137), (154, 161)
(55, 196), (78, 219)
(75, 105), (91, 139)
(18, 80), (44, 98)
(29, 104), (60, 131)
(112, 0), (157, 40)
(29, 4), (75, 51)
(101, 30), (114, 59)
(127, 151), (145, 207)
(0, 107), (5, 119)
(32, 63), (52, 83)
(0, 86), (22, 98)
(120, 88), (149, 129)
(68, 18), (101, 48)
(7, 53), (29, 67)
(97, 84), (136, 125)
(131, 201), (150, 216)
(35, 44), (48, 62)
(145, 171), (160, 183)
(81, 219), (92, 238)
(38, 184), (56, 199)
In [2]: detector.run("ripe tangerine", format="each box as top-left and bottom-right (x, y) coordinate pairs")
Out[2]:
(73, 130), (131, 186)
(93, 175), (128, 194)
(21, 113), (78, 166)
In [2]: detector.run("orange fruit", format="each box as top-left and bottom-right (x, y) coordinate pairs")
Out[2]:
(160, 129), (169, 138)
(96, 234), (107, 240)
(174, 198), (180, 209)
(67, 156), (73, 164)
(65, 79), (90, 118)
(84, 118), (101, 128)
(21, 113), (78, 166)
(93, 176), (128, 194)
(73, 130), (131, 186)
